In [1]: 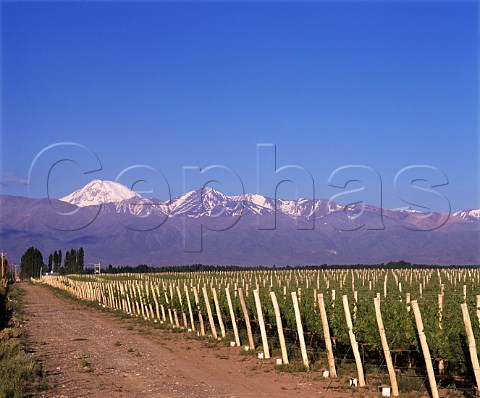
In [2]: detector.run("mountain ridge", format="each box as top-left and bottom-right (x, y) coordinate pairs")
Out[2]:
(1, 180), (478, 266)
(58, 180), (479, 222)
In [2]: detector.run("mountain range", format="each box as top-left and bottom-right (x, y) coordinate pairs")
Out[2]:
(1, 179), (479, 266)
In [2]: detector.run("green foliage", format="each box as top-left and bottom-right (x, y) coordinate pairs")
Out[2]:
(43, 267), (480, 386)
(0, 285), (45, 397)
(53, 250), (62, 273)
(0, 332), (41, 397)
(47, 254), (53, 273)
(47, 247), (85, 275)
(20, 247), (43, 279)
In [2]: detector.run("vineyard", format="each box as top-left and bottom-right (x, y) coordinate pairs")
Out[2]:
(35, 268), (480, 396)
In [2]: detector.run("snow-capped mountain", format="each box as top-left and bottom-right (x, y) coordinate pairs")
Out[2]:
(60, 180), (480, 224)
(169, 188), (233, 217)
(60, 179), (141, 207)
(1, 179), (479, 266)
(453, 209), (480, 222)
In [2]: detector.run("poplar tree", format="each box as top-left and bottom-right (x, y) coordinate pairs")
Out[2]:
(20, 247), (44, 279)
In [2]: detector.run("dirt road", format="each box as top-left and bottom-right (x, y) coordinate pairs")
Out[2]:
(23, 283), (357, 397)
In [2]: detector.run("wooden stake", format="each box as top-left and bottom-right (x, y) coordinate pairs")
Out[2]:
(192, 286), (205, 336)
(253, 289), (270, 358)
(152, 293), (160, 320)
(461, 302), (480, 391)
(411, 300), (439, 398)
(212, 287), (226, 338)
(160, 304), (166, 322)
(225, 288), (240, 347)
(184, 285), (195, 331)
(318, 293), (336, 377)
(438, 294), (443, 329)
(342, 295), (365, 386)
(238, 288), (255, 350)
(292, 291), (309, 369)
(477, 295), (480, 327)
(173, 308), (180, 328)
(374, 297), (399, 396)
(182, 312), (188, 329)
(202, 286), (218, 339)
(270, 291), (289, 364)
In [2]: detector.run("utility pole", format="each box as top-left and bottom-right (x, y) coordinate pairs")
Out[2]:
(1, 250), (4, 279)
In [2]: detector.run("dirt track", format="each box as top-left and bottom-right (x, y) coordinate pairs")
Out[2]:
(23, 283), (359, 397)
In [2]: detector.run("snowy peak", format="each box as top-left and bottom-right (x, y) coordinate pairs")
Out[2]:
(58, 180), (480, 224)
(453, 209), (480, 222)
(60, 179), (141, 207)
(169, 187), (231, 217)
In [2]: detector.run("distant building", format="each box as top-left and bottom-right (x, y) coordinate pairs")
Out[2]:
(43, 272), (60, 277)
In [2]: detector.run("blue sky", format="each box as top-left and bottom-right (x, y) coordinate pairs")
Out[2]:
(1, 1), (478, 212)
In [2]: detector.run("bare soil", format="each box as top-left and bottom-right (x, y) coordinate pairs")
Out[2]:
(23, 283), (372, 397)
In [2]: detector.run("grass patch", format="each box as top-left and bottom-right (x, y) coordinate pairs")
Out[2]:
(240, 347), (257, 356)
(396, 369), (428, 393)
(0, 284), (47, 397)
(114, 340), (122, 347)
(79, 359), (94, 373)
(275, 362), (309, 373)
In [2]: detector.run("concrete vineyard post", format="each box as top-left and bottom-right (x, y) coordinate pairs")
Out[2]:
(253, 289), (270, 358)
(374, 297), (399, 396)
(270, 291), (289, 364)
(342, 295), (365, 387)
(461, 303), (480, 391)
(291, 291), (309, 369)
(411, 300), (439, 398)
(318, 293), (336, 377)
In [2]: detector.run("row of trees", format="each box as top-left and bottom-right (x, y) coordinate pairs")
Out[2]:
(21, 247), (85, 278)
(64, 248), (84, 274)
(91, 261), (469, 275)
(47, 248), (84, 274)
(20, 247), (44, 279)
(47, 250), (63, 273)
